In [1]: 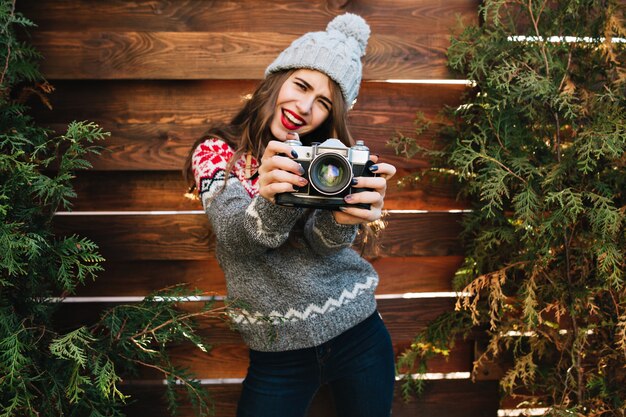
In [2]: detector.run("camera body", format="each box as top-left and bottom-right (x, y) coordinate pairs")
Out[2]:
(275, 138), (375, 210)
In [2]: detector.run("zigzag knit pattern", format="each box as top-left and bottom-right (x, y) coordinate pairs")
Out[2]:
(231, 276), (378, 324)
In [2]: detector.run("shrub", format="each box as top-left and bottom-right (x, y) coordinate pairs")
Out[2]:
(395, 1), (625, 414)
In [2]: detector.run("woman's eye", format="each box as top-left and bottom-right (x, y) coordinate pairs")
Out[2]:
(295, 82), (307, 91)
(318, 100), (331, 111)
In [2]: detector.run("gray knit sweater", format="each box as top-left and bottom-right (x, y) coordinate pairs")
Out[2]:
(192, 138), (378, 352)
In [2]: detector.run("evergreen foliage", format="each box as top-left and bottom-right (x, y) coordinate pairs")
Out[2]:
(394, 0), (625, 414)
(1, 2), (217, 415)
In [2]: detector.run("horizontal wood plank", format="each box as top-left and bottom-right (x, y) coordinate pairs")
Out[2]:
(66, 170), (466, 212)
(75, 259), (226, 296)
(20, 0), (479, 80)
(72, 256), (464, 296)
(32, 81), (467, 173)
(137, 337), (473, 380)
(29, 31), (452, 80)
(373, 256), (463, 294)
(18, 0), (479, 34)
(121, 380), (499, 417)
(52, 212), (464, 261)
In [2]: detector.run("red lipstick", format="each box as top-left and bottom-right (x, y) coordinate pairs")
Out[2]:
(281, 109), (305, 131)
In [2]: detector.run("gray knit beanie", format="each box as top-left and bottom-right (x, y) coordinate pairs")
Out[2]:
(265, 13), (370, 107)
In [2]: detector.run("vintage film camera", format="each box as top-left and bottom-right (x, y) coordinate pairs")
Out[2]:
(275, 138), (376, 210)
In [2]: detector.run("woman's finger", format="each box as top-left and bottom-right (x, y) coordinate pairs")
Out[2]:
(260, 141), (303, 176)
(351, 176), (387, 195)
(260, 182), (301, 202)
(367, 162), (396, 180)
(343, 190), (382, 207)
(263, 140), (299, 160)
(337, 205), (382, 223)
(259, 169), (308, 189)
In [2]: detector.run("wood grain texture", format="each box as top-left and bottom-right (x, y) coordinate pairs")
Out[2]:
(32, 81), (467, 173)
(66, 171), (466, 213)
(29, 30), (452, 80)
(371, 256), (464, 294)
(136, 337), (474, 379)
(19, 0), (480, 80)
(71, 256), (464, 296)
(52, 212), (464, 261)
(121, 380), (499, 417)
(18, 0), (480, 33)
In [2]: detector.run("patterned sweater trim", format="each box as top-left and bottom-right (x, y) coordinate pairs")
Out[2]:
(192, 138), (260, 200)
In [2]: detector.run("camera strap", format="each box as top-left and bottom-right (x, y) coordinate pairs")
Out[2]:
(244, 150), (259, 180)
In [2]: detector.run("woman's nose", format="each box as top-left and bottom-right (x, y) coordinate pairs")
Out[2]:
(296, 96), (314, 114)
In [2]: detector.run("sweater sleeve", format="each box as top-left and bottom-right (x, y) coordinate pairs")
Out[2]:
(192, 138), (303, 255)
(303, 209), (358, 256)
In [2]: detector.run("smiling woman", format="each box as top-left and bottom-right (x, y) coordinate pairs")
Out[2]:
(182, 13), (398, 417)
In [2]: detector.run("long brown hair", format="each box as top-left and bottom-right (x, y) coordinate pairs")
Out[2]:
(183, 69), (351, 190)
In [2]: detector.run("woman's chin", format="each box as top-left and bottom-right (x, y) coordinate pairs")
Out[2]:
(271, 127), (304, 141)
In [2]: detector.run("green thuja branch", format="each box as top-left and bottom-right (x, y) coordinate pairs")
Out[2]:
(395, 0), (626, 414)
(396, 310), (474, 400)
(0, 3), (218, 416)
(387, 111), (432, 160)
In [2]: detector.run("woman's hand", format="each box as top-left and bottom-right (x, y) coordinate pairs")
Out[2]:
(258, 139), (308, 203)
(333, 156), (397, 225)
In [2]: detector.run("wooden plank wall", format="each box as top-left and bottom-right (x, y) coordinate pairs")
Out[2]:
(19, 1), (500, 416)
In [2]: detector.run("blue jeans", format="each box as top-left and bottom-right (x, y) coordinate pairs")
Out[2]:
(237, 311), (395, 417)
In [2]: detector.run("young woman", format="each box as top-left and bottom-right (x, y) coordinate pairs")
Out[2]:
(184, 14), (397, 417)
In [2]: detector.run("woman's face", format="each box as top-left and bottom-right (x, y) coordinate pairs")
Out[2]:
(269, 69), (333, 141)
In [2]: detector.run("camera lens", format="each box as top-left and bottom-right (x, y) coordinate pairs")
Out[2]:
(309, 154), (352, 195)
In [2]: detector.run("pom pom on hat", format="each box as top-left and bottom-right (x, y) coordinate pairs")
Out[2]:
(265, 13), (371, 107)
(326, 13), (370, 57)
